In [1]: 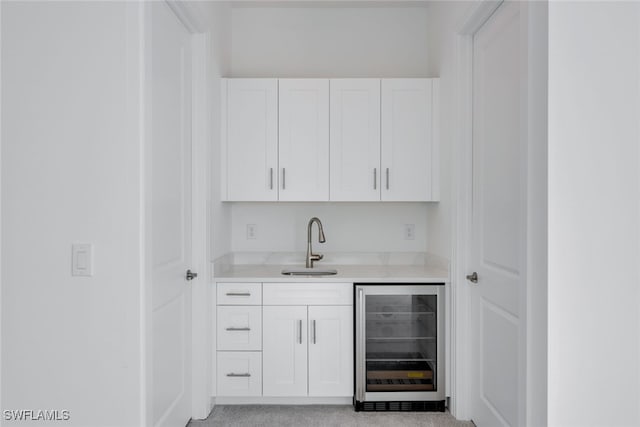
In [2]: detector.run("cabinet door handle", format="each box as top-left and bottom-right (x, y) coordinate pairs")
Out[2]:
(373, 168), (377, 190)
(270, 168), (274, 190)
(311, 319), (316, 344)
(282, 168), (286, 190)
(225, 327), (251, 331)
(386, 168), (390, 190)
(226, 373), (251, 377)
(225, 292), (251, 297)
(297, 319), (302, 344)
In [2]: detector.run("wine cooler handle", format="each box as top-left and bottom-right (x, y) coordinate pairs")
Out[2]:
(357, 287), (365, 402)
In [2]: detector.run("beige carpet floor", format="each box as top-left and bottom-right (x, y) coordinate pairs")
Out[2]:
(188, 405), (474, 427)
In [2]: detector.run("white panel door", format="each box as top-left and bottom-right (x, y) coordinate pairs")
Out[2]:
(278, 79), (329, 201)
(381, 78), (434, 201)
(225, 79), (278, 201)
(469, 3), (525, 427)
(263, 306), (308, 396)
(308, 306), (354, 397)
(150, 2), (192, 427)
(329, 79), (381, 201)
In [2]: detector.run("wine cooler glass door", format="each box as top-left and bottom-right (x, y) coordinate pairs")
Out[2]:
(356, 284), (445, 402)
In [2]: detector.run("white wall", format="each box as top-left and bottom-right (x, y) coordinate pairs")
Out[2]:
(223, 5), (433, 256)
(230, 6), (430, 78)
(548, 2), (640, 426)
(524, 3), (549, 427)
(424, 1), (474, 260)
(1, 2), (142, 426)
(207, 3), (233, 262)
(230, 202), (428, 253)
(424, 3), (480, 420)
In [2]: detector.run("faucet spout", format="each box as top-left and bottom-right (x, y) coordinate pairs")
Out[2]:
(306, 217), (326, 268)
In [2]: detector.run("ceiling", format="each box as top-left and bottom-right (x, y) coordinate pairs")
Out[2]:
(228, 0), (432, 8)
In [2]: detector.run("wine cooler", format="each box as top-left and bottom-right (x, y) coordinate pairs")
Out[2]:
(354, 283), (445, 411)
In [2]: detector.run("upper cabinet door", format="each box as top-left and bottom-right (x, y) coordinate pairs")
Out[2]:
(329, 79), (381, 201)
(381, 78), (439, 201)
(278, 79), (329, 201)
(224, 79), (278, 201)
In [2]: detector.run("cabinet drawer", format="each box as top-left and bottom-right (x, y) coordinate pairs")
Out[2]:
(217, 306), (262, 351)
(217, 282), (262, 305)
(217, 351), (262, 396)
(263, 283), (353, 305)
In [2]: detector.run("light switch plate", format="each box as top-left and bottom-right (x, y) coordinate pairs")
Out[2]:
(72, 243), (93, 276)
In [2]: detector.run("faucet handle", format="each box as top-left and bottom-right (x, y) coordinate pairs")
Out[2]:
(310, 253), (323, 262)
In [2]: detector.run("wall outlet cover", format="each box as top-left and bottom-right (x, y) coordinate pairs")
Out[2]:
(404, 224), (415, 240)
(246, 224), (257, 240)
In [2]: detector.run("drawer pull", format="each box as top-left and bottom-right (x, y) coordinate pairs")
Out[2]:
(226, 373), (251, 377)
(225, 327), (251, 331)
(226, 292), (251, 296)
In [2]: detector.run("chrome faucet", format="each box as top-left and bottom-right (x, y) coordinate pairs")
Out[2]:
(306, 217), (326, 268)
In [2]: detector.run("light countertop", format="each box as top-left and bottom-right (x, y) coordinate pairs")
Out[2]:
(213, 252), (449, 283)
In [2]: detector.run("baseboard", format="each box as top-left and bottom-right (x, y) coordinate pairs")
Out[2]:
(214, 396), (352, 405)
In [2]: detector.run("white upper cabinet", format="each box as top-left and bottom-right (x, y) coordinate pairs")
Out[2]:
(223, 79), (278, 201)
(278, 79), (330, 201)
(329, 79), (381, 201)
(381, 78), (439, 201)
(222, 77), (438, 202)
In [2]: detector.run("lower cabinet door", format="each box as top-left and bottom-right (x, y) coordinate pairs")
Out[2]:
(217, 351), (262, 396)
(308, 305), (354, 396)
(262, 306), (308, 396)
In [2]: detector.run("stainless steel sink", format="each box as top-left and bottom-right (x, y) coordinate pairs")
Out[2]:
(281, 268), (338, 276)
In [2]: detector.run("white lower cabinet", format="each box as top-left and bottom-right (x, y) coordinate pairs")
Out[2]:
(216, 282), (353, 399)
(262, 306), (308, 396)
(307, 305), (353, 397)
(217, 351), (262, 397)
(262, 283), (353, 397)
(216, 282), (263, 397)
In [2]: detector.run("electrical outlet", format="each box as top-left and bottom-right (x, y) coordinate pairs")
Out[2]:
(404, 224), (415, 240)
(246, 224), (257, 240)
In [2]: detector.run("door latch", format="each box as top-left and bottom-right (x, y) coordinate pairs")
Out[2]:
(186, 269), (198, 281)
(466, 272), (478, 284)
